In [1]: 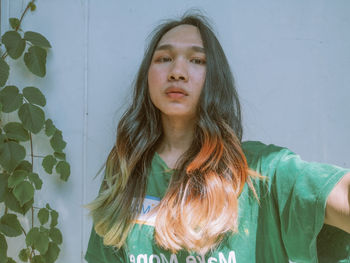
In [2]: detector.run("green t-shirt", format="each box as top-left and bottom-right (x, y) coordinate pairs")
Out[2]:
(85, 141), (350, 263)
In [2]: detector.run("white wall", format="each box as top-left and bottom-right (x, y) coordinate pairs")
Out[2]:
(1, 0), (349, 262)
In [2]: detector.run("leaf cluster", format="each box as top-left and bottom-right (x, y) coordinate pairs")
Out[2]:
(0, 204), (62, 263)
(1, 23), (51, 81)
(0, 86), (70, 181)
(0, 3), (70, 262)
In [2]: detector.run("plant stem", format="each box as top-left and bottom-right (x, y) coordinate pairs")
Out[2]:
(1, 51), (7, 60)
(29, 248), (33, 261)
(20, 225), (27, 236)
(29, 131), (34, 231)
(32, 154), (45, 158)
(15, 0), (36, 31)
(32, 206), (34, 229)
(30, 132), (34, 169)
(0, 0), (36, 60)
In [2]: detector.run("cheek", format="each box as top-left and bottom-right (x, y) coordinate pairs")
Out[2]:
(199, 68), (206, 86)
(191, 69), (206, 95)
(148, 67), (163, 103)
(148, 65), (164, 88)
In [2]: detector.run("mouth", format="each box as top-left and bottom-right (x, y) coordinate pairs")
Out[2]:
(165, 86), (188, 97)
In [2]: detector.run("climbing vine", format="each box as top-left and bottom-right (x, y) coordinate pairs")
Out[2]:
(0, 1), (70, 262)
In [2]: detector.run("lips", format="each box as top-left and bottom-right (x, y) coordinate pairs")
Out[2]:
(165, 86), (188, 96)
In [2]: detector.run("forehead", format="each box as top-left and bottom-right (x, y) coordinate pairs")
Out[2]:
(157, 24), (203, 47)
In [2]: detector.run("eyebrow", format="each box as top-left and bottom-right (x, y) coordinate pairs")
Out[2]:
(155, 44), (205, 53)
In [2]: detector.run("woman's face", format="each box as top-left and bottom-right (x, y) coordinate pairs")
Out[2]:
(148, 24), (206, 119)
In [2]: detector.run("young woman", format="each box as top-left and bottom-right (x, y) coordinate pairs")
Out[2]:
(85, 14), (350, 263)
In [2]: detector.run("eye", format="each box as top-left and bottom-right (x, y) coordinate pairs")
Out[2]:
(155, 56), (172, 63)
(190, 58), (206, 65)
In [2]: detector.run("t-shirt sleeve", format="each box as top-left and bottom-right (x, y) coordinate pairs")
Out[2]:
(85, 225), (126, 263)
(269, 146), (350, 262)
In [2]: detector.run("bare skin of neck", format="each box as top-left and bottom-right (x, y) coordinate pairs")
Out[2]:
(156, 114), (196, 169)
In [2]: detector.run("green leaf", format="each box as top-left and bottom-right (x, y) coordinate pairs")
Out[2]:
(19, 248), (29, 262)
(15, 160), (32, 172)
(54, 151), (66, 160)
(0, 58), (10, 87)
(8, 170), (28, 188)
(38, 208), (49, 225)
(49, 227), (62, 244)
(22, 86), (46, 107)
(24, 31), (51, 48)
(45, 119), (56, 136)
(4, 188), (22, 213)
(39, 226), (49, 234)
(0, 86), (23, 113)
(43, 242), (60, 263)
(6, 258), (16, 263)
(29, 2), (36, 12)
(0, 233), (7, 262)
(4, 188), (33, 215)
(23, 46), (47, 77)
(26, 227), (49, 254)
(23, 199), (34, 214)
(0, 141), (26, 172)
(4, 122), (29, 141)
(0, 134), (5, 145)
(0, 213), (22, 237)
(9, 18), (20, 30)
(0, 173), (8, 202)
(18, 103), (45, 134)
(50, 210), (58, 228)
(1, 31), (26, 59)
(32, 255), (45, 263)
(13, 181), (34, 206)
(28, 172), (42, 190)
(55, 161), (70, 181)
(42, 155), (57, 174)
(50, 130), (66, 153)
(45, 203), (52, 210)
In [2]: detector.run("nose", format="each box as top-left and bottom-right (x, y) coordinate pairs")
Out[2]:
(168, 58), (188, 82)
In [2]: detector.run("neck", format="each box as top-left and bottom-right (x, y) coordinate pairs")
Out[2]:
(157, 114), (196, 156)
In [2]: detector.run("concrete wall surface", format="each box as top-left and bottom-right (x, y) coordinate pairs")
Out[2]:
(1, 0), (349, 262)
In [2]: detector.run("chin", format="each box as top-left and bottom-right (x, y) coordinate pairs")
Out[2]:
(161, 110), (196, 118)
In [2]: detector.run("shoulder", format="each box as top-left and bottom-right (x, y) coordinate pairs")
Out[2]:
(241, 140), (293, 172)
(241, 140), (291, 155)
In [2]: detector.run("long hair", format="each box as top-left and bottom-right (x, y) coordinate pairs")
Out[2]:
(86, 12), (259, 255)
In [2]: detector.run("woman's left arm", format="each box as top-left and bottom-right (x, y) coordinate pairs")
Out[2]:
(324, 172), (350, 233)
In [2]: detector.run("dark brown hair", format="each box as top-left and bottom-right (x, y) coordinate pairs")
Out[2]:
(86, 12), (258, 255)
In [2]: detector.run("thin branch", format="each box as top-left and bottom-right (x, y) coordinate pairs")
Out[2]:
(1, 51), (7, 60)
(32, 154), (45, 158)
(31, 206), (34, 230)
(29, 130), (34, 232)
(1, 0), (36, 60)
(29, 247), (34, 261)
(15, 0), (36, 32)
(20, 225), (27, 236)
(29, 132), (34, 168)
